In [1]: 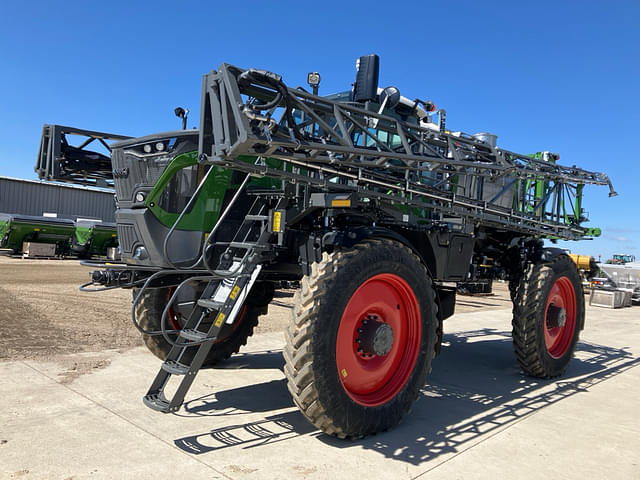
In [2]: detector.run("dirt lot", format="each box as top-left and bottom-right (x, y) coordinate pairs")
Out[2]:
(0, 254), (512, 364)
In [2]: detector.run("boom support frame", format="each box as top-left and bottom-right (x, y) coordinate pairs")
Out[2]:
(199, 64), (614, 241)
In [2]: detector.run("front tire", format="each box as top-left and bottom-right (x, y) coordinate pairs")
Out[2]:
(512, 254), (584, 378)
(284, 239), (437, 438)
(135, 284), (270, 366)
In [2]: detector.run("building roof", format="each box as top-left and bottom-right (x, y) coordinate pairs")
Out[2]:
(0, 175), (114, 193)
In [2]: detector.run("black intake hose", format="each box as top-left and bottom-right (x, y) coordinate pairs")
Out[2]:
(238, 69), (305, 142)
(238, 69), (286, 110)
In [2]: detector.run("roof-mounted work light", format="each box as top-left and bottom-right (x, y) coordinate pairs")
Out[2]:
(307, 72), (321, 95)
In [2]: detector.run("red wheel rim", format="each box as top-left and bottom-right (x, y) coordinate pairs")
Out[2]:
(336, 273), (421, 407)
(543, 276), (577, 358)
(167, 288), (183, 331)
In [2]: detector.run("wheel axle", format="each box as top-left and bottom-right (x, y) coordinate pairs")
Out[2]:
(546, 304), (567, 328)
(356, 316), (394, 357)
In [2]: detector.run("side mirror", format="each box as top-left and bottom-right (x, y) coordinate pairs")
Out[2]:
(353, 54), (379, 102)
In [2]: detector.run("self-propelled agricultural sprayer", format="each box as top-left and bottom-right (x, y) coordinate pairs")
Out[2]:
(65, 55), (615, 438)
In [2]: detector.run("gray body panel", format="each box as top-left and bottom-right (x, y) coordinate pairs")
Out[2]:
(116, 207), (203, 268)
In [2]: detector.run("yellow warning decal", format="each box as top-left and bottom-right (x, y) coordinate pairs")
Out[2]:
(331, 199), (351, 208)
(341, 368), (348, 378)
(272, 211), (282, 232)
(214, 312), (226, 328)
(229, 285), (240, 300)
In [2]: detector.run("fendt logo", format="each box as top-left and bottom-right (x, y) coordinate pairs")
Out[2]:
(113, 167), (129, 178)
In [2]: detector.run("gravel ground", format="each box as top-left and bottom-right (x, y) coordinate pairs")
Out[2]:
(0, 254), (512, 365)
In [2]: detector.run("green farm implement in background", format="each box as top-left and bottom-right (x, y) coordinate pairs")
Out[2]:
(0, 213), (118, 257)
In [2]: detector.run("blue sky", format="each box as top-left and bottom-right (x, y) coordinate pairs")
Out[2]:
(1, 1), (638, 261)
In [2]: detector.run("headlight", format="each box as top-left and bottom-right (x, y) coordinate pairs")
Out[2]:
(133, 246), (149, 260)
(134, 138), (176, 156)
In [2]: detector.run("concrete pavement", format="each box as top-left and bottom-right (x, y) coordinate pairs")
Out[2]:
(2, 304), (639, 479)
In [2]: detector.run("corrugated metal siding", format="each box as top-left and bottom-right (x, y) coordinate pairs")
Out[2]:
(0, 177), (115, 222)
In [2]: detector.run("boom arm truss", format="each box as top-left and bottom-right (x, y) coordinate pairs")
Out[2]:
(199, 64), (615, 240)
(35, 124), (131, 188)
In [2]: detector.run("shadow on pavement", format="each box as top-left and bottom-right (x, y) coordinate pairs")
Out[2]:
(178, 379), (293, 417)
(209, 349), (284, 371)
(174, 328), (638, 464)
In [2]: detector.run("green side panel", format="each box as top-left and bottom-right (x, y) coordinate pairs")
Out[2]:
(146, 152), (282, 231)
(1, 219), (75, 253)
(0, 219), (10, 247)
(146, 151), (234, 231)
(74, 226), (92, 246)
(87, 228), (119, 255)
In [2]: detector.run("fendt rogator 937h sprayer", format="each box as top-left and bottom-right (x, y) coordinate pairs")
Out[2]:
(74, 55), (615, 438)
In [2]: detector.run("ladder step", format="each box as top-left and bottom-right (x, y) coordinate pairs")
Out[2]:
(245, 214), (269, 221)
(196, 298), (224, 310)
(179, 328), (210, 342)
(143, 392), (176, 413)
(161, 360), (190, 375)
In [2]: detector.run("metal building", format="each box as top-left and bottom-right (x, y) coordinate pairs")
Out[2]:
(0, 176), (115, 222)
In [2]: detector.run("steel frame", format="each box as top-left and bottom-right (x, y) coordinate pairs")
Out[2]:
(35, 124), (131, 188)
(199, 64), (615, 241)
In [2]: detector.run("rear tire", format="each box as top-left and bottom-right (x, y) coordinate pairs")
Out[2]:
(284, 239), (437, 438)
(134, 283), (270, 366)
(512, 254), (584, 378)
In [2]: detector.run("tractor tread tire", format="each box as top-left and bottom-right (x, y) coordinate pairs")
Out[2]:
(284, 238), (437, 439)
(135, 288), (265, 366)
(511, 254), (584, 378)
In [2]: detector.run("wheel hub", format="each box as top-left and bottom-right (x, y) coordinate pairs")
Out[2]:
(356, 315), (394, 357)
(546, 303), (567, 328)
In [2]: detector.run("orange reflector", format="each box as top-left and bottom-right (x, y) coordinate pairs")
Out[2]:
(331, 199), (351, 208)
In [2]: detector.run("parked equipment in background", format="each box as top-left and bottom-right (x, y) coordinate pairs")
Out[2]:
(0, 214), (75, 255)
(606, 253), (636, 265)
(596, 260), (640, 305)
(72, 221), (119, 258)
(568, 253), (599, 278)
(106, 247), (120, 261)
(21, 241), (57, 258)
(457, 279), (493, 295)
(0, 213), (118, 258)
(77, 55), (615, 438)
(589, 289), (633, 308)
